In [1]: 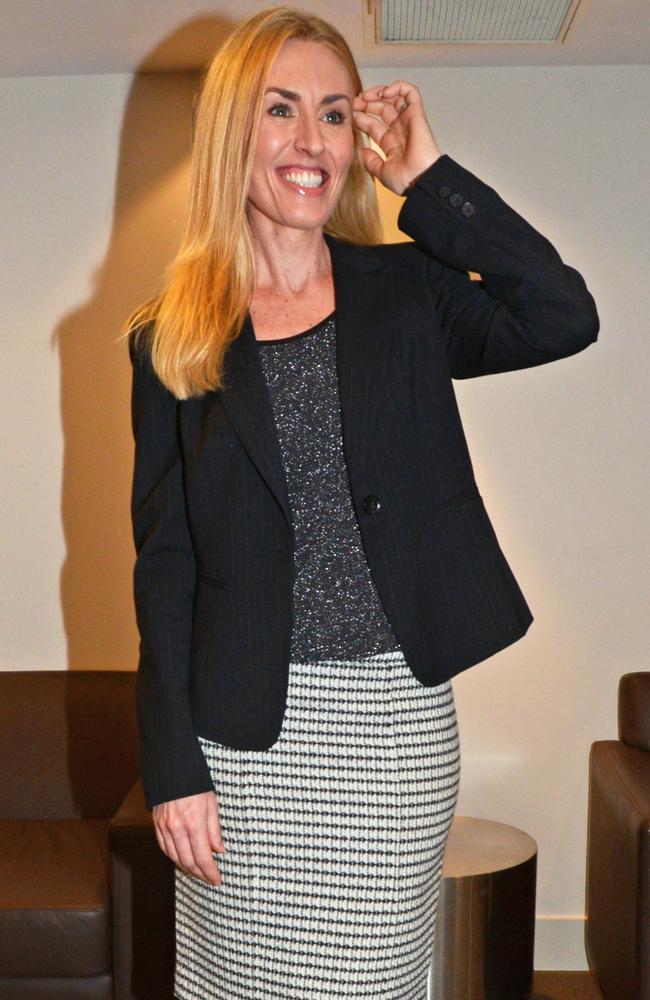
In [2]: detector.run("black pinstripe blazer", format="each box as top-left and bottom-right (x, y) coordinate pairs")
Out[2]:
(129, 153), (599, 810)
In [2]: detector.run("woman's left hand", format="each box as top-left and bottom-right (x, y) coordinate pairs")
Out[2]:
(352, 81), (443, 197)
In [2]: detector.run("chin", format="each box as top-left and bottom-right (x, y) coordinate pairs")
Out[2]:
(276, 208), (332, 231)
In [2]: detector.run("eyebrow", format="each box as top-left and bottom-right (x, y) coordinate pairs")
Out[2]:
(264, 87), (350, 105)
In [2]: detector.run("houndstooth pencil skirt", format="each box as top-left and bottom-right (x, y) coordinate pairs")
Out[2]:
(173, 648), (461, 1000)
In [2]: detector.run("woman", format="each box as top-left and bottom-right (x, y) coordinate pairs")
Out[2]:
(125, 6), (599, 999)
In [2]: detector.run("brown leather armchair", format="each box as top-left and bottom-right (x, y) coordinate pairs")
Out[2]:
(586, 671), (650, 1000)
(0, 670), (175, 1000)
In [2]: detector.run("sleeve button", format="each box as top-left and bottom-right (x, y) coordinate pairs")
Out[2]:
(461, 201), (475, 217)
(449, 193), (464, 207)
(436, 185), (451, 199)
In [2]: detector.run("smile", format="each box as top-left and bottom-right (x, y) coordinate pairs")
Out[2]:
(277, 168), (330, 195)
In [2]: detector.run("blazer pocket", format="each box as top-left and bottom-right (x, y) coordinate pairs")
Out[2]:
(197, 570), (226, 590)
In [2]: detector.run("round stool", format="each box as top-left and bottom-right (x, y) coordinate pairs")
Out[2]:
(430, 815), (537, 1000)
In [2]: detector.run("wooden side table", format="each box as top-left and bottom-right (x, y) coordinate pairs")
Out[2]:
(430, 816), (537, 1000)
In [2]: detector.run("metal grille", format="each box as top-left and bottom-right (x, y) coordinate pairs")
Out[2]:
(380, 0), (577, 43)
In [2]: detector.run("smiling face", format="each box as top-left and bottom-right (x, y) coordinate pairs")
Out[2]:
(246, 38), (356, 236)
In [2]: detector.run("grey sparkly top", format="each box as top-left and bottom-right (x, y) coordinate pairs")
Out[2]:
(256, 311), (401, 662)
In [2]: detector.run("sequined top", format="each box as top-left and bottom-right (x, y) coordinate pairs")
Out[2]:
(256, 310), (401, 661)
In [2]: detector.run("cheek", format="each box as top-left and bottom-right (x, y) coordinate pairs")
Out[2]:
(252, 124), (282, 167)
(334, 139), (355, 177)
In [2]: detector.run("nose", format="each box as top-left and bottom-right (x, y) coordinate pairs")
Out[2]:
(293, 112), (325, 157)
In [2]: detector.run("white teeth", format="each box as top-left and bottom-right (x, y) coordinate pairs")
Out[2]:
(281, 170), (325, 189)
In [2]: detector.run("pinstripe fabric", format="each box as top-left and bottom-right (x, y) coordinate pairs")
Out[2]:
(174, 648), (460, 999)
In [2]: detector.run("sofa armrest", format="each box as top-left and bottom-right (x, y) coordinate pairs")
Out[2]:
(585, 740), (650, 1000)
(109, 779), (175, 1000)
(110, 778), (154, 840)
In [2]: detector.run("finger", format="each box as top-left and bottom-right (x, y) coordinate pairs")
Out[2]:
(352, 110), (389, 146)
(352, 110), (403, 155)
(372, 80), (422, 105)
(360, 147), (387, 181)
(354, 98), (402, 125)
(151, 812), (166, 852)
(152, 809), (179, 862)
(354, 89), (403, 115)
(157, 822), (181, 866)
(163, 808), (204, 876)
(175, 827), (222, 886)
(358, 84), (394, 99)
(206, 792), (227, 854)
(191, 821), (224, 885)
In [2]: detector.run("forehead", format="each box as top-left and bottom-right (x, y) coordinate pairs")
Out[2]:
(267, 38), (353, 93)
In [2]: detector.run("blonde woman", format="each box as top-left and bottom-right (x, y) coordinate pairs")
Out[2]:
(125, 6), (598, 998)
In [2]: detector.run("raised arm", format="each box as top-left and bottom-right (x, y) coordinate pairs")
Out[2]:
(352, 80), (599, 379)
(397, 153), (600, 379)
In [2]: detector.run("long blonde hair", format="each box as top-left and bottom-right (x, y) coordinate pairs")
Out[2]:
(122, 5), (383, 399)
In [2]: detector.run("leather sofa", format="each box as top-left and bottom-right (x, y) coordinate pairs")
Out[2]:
(586, 671), (650, 1000)
(0, 670), (175, 1000)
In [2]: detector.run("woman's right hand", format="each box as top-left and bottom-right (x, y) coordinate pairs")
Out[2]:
(152, 789), (227, 885)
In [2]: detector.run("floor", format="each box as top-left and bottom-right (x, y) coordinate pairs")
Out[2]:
(532, 971), (605, 1000)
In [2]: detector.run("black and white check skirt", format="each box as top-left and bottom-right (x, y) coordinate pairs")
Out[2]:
(174, 648), (461, 1000)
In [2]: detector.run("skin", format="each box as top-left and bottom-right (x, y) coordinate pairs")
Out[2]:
(153, 37), (444, 886)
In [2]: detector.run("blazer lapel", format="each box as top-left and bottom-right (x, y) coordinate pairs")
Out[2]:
(215, 231), (390, 530)
(326, 232), (391, 486)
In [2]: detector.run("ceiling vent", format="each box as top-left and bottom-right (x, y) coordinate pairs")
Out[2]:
(364, 0), (589, 45)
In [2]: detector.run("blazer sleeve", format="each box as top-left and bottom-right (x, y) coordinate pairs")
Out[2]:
(129, 330), (215, 811)
(397, 153), (600, 379)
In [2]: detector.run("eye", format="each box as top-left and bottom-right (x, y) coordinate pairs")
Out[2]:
(323, 108), (347, 125)
(268, 102), (293, 118)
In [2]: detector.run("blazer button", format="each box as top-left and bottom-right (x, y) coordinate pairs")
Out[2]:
(461, 201), (475, 217)
(449, 193), (464, 207)
(437, 185), (451, 199)
(362, 495), (381, 514)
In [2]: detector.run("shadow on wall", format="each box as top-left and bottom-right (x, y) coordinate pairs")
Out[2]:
(51, 15), (235, 671)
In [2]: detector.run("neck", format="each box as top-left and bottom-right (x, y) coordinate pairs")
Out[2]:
(247, 212), (331, 295)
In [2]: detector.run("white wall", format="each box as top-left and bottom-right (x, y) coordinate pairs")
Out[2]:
(1, 63), (648, 970)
